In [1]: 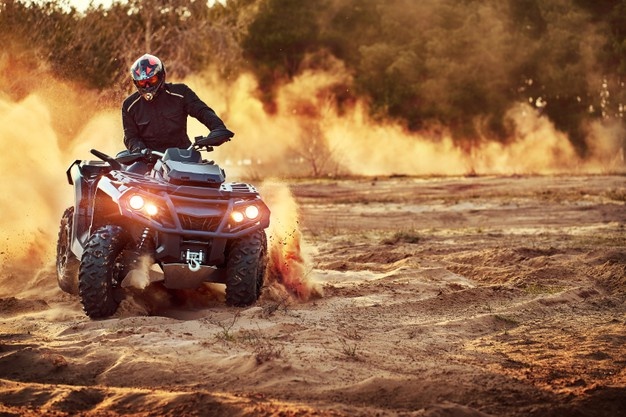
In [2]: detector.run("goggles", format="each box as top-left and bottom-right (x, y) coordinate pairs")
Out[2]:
(136, 74), (159, 88)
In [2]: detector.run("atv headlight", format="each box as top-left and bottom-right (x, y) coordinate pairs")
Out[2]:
(245, 205), (260, 219)
(128, 194), (158, 216)
(231, 205), (260, 223)
(145, 203), (158, 216)
(129, 195), (145, 210)
(231, 211), (245, 223)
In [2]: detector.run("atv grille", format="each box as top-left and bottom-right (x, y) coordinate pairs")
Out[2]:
(178, 214), (222, 232)
(221, 182), (257, 193)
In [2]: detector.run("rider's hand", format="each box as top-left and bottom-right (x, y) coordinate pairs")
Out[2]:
(207, 138), (227, 147)
(140, 148), (152, 156)
(130, 141), (147, 154)
(207, 128), (234, 146)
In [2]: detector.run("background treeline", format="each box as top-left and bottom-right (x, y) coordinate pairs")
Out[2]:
(1, 0), (625, 153)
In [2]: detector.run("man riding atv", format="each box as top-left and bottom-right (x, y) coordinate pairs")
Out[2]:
(123, 54), (231, 155)
(55, 54), (270, 319)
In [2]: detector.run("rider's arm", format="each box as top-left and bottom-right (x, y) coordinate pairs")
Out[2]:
(182, 85), (229, 134)
(122, 100), (147, 152)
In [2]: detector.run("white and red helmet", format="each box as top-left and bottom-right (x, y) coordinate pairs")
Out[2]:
(130, 54), (166, 101)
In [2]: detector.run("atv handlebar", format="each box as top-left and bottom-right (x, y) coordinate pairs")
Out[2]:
(194, 127), (234, 149)
(90, 128), (233, 168)
(139, 148), (165, 159)
(91, 149), (123, 170)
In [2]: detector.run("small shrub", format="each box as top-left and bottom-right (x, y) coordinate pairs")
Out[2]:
(339, 338), (362, 361)
(382, 230), (421, 245)
(240, 329), (284, 364)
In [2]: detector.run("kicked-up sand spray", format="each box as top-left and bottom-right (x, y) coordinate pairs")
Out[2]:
(260, 180), (323, 301)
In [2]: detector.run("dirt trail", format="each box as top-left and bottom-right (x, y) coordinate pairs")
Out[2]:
(1, 175), (625, 416)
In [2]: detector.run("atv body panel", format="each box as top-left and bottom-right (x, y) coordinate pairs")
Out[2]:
(57, 138), (269, 318)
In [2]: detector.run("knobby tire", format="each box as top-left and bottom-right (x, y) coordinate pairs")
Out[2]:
(226, 230), (267, 307)
(78, 225), (129, 319)
(56, 207), (80, 295)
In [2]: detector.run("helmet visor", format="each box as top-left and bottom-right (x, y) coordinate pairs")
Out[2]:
(136, 74), (160, 88)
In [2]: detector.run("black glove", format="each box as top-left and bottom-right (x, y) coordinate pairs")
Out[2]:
(130, 141), (147, 154)
(209, 137), (230, 147)
(206, 127), (234, 146)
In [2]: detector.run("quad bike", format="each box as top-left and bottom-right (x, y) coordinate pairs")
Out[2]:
(56, 129), (270, 319)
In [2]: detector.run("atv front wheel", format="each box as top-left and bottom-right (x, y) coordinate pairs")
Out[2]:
(56, 207), (79, 295)
(225, 230), (267, 307)
(78, 225), (131, 319)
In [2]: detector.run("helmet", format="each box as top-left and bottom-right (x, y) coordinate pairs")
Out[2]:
(130, 54), (166, 101)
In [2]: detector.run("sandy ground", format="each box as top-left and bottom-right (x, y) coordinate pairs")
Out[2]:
(0, 174), (625, 416)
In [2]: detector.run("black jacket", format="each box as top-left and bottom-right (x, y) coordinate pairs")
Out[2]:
(122, 83), (226, 152)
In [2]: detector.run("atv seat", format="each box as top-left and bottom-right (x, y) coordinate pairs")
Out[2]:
(163, 148), (202, 163)
(161, 148), (225, 186)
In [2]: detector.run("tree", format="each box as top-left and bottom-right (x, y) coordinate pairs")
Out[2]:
(0, 0), (245, 92)
(1, 0), (623, 153)
(509, 0), (608, 154)
(241, 0), (324, 108)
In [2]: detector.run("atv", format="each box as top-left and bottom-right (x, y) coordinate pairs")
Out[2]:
(56, 129), (270, 319)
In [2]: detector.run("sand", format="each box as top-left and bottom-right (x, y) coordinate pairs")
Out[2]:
(0, 174), (625, 416)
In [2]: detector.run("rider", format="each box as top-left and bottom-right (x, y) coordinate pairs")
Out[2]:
(122, 54), (231, 154)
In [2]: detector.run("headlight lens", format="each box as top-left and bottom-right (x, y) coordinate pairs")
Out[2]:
(232, 205), (260, 223)
(245, 205), (260, 219)
(128, 194), (158, 216)
(145, 203), (158, 216)
(231, 211), (245, 223)
(129, 195), (145, 210)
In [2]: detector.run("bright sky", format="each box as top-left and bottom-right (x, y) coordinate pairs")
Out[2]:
(67, 0), (224, 12)
(69, 0), (116, 11)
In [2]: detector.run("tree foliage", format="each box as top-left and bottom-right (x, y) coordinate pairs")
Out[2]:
(1, 0), (624, 151)
(241, 0), (324, 108)
(242, 0), (625, 152)
(0, 0), (245, 94)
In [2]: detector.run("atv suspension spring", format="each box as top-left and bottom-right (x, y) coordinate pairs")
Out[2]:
(136, 227), (155, 254)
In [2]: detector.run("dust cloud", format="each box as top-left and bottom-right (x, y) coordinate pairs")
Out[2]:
(260, 180), (323, 301)
(0, 80), (121, 297)
(121, 254), (154, 290)
(1, 65), (623, 298)
(189, 68), (625, 178)
(0, 94), (69, 297)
